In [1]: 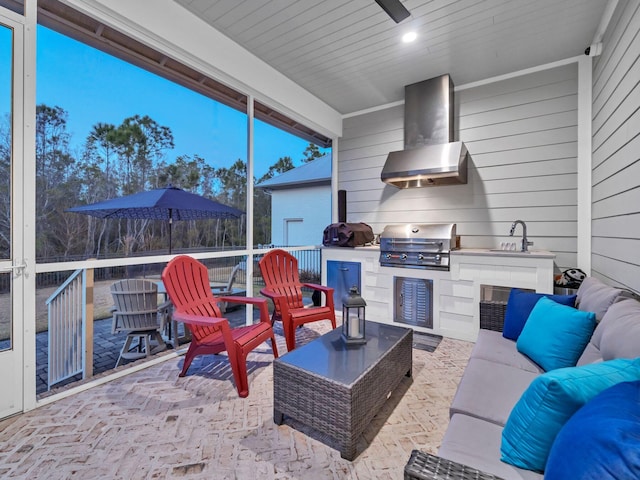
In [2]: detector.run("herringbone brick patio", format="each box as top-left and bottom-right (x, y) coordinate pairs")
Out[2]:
(0, 322), (472, 480)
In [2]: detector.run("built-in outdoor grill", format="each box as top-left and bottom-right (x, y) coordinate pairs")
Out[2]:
(379, 223), (457, 271)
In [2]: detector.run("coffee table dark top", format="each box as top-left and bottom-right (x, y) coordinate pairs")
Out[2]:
(276, 321), (411, 386)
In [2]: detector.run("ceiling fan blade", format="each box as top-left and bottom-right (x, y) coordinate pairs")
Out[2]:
(375, 0), (411, 23)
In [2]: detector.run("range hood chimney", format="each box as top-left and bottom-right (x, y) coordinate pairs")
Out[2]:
(381, 74), (470, 188)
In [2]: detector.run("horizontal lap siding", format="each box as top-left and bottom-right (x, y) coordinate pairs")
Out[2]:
(339, 64), (578, 272)
(591, 0), (640, 293)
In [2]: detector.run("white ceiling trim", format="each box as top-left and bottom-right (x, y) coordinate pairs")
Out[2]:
(343, 54), (584, 119)
(591, 0), (619, 45)
(455, 55), (583, 91)
(60, 0), (343, 138)
(342, 100), (404, 119)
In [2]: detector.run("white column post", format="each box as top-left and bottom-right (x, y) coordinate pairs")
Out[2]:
(577, 56), (593, 275)
(22, 0), (38, 411)
(246, 96), (255, 324)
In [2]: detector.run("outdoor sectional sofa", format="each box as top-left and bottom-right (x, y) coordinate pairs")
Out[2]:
(405, 276), (640, 479)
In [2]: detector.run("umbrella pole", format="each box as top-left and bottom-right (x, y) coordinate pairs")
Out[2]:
(169, 209), (173, 255)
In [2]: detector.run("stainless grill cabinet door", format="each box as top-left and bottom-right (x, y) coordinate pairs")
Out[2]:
(394, 277), (433, 328)
(326, 261), (361, 310)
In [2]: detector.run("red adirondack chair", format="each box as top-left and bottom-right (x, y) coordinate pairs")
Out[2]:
(259, 249), (336, 351)
(161, 255), (278, 398)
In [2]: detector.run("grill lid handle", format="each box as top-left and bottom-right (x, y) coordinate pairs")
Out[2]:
(387, 239), (443, 246)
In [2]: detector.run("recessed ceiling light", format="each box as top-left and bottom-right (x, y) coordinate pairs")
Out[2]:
(402, 32), (417, 43)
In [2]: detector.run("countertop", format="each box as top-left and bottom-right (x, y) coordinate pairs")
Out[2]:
(450, 248), (555, 258)
(322, 245), (555, 258)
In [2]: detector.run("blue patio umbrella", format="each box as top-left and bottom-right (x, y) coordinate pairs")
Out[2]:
(67, 185), (244, 254)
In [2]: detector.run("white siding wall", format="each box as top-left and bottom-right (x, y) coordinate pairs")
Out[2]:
(270, 185), (331, 246)
(591, 0), (640, 293)
(339, 64), (578, 272)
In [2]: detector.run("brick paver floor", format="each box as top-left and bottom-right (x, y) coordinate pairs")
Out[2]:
(1, 321), (473, 480)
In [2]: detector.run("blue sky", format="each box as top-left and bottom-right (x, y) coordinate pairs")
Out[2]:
(32, 26), (328, 178)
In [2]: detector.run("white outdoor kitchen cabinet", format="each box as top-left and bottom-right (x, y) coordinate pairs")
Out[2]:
(321, 247), (555, 342)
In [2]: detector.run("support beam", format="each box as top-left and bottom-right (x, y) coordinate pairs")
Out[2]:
(577, 56), (593, 274)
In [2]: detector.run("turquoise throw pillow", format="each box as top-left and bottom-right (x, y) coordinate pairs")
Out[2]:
(516, 297), (595, 371)
(545, 380), (640, 479)
(500, 358), (640, 473)
(502, 289), (576, 340)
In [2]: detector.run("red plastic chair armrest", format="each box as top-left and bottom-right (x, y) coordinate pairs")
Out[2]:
(219, 296), (271, 324)
(171, 311), (228, 329)
(259, 288), (281, 301)
(260, 288), (292, 320)
(302, 283), (333, 294)
(260, 288), (289, 308)
(302, 283), (335, 310)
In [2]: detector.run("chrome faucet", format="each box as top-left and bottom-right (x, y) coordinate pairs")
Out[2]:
(509, 220), (534, 252)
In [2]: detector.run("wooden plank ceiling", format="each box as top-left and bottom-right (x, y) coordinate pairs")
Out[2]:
(174, 0), (608, 114)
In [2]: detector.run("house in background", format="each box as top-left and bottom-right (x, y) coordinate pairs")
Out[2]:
(256, 154), (331, 247)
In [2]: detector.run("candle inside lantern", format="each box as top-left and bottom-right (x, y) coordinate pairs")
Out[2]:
(341, 285), (367, 345)
(349, 318), (360, 337)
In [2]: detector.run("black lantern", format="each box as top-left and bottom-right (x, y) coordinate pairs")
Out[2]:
(341, 286), (367, 345)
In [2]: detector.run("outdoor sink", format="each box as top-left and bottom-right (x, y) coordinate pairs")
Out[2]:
(488, 249), (531, 254)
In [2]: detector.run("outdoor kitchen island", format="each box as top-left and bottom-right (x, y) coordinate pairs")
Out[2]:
(322, 246), (555, 342)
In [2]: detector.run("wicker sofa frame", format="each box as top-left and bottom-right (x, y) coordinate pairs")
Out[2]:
(478, 300), (508, 332)
(405, 449), (504, 480)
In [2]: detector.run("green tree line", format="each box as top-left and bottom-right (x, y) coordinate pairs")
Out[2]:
(0, 104), (323, 261)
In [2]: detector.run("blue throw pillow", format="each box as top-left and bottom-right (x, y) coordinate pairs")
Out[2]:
(502, 289), (576, 340)
(516, 297), (595, 371)
(545, 380), (640, 479)
(500, 358), (640, 473)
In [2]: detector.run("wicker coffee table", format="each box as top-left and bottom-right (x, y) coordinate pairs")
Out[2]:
(273, 321), (412, 460)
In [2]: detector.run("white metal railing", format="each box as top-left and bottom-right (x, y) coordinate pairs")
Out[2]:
(46, 268), (93, 389)
(38, 246), (320, 390)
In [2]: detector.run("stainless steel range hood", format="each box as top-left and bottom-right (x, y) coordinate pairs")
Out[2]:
(381, 142), (468, 188)
(381, 74), (470, 188)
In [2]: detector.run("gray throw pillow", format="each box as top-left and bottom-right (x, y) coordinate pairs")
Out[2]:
(599, 299), (640, 360)
(575, 277), (623, 321)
